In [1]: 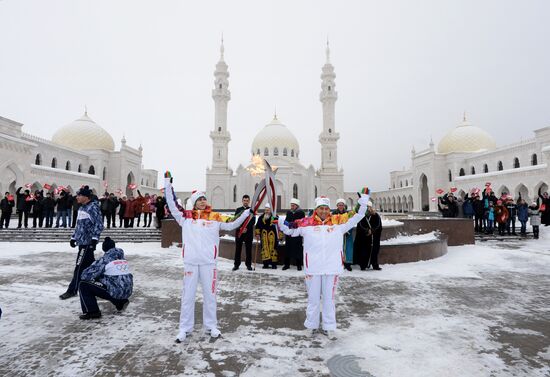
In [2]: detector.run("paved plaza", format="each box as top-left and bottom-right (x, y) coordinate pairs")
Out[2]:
(0, 230), (549, 377)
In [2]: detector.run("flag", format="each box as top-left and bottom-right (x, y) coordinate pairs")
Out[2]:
(43, 183), (52, 190)
(103, 181), (108, 188)
(24, 183), (32, 188)
(436, 188), (444, 195)
(485, 182), (491, 187)
(128, 183), (137, 190)
(431, 197), (437, 202)
(450, 187), (457, 193)
(116, 189), (123, 195)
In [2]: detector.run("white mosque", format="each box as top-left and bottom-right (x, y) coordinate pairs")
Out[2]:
(0, 111), (158, 197)
(372, 115), (550, 212)
(202, 41), (345, 210)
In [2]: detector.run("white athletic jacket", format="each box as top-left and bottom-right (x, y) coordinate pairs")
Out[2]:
(165, 178), (250, 265)
(279, 197), (368, 275)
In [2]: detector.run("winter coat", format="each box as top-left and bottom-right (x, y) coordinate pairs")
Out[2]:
(279, 204), (368, 276)
(234, 205), (255, 240)
(0, 197), (15, 213)
(488, 207), (495, 221)
(100, 196), (111, 212)
(463, 199), (475, 217)
(71, 200), (104, 246)
(30, 194), (44, 214)
(517, 204), (529, 222)
(42, 197), (56, 211)
(134, 194), (147, 215)
(155, 197), (165, 214)
(118, 199), (126, 217)
(494, 205), (509, 224)
(506, 202), (517, 218)
(81, 247), (133, 300)
(538, 189), (550, 225)
(473, 199), (485, 217)
(165, 178), (250, 265)
(16, 187), (31, 212)
(123, 199), (135, 218)
(56, 194), (69, 211)
(285, 208), (306, 257)
(529, 207), (541, 226)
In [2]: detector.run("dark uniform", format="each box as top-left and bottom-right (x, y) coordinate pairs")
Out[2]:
(354, 211), (383, 270)
(283, 208), (305, 270)
(255, 214), (279, 269)
(0, 194), (15, 228)
(233, 205), (255, 270)
(16, 187), (31, 228)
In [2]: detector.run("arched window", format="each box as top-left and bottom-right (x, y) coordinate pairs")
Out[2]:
(293, 183), (298, 199)
(102, 167), (107, 180)
(88, 165), (95, 175)
(448, 169), (452, 182)
(400, 181), (403, 188)
(497, 161), (503, 171)
(233, 185), (237, 203)
(78, 164), (82, 173)
(218, 127), (221, 132)
(264, 148), (269, 156)
(328, 128), (332, 134)
(274, 147), (279, 156)
(483, 164), (489, 173)
(513, 157), (520, 168)
(146, 180), (149, 186)
(51, 157), (57, 168)
(459, 168), (465, 176)
(405, 179), (408, 186)
(328, 85), (331, 91)
(291, 149), (295, 157)
(65, 161), (71, 171)
(219, 83), (222, 89)
(392, 182), (395, 189)
(283, 148), (288, 156)
(314, 186), (318, 198)
(256, 149), (260, 155)
(141, 178), (144, 185)
(471, 166), (476, 175)
(532, 154), (538, 166)
(35, 154), (42, 165)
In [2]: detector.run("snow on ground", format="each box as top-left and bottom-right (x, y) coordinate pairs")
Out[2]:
(381, 231), (439, 245)
(0, 227), (549, 376)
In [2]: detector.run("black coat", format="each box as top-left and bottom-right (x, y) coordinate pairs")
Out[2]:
(42, 197), (56, 211)
(56, 194), (69, 211)
(284, 208), (305, 258)
(234, 206), (255, 240)
(16, 187), (31, 212)
(0, 197), (15, 213)
(353, 212), (382, 264)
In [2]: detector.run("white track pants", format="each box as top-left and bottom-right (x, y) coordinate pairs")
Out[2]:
(179, 263), (218, 334)
(304, 274), (339, 331)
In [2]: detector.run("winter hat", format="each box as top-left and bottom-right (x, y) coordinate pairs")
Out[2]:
(189, 190), (206, 207)
(290, 198), (300, 206)
(531, 201), (537, 206)
(336, 198), (346, 206)
(367, 201), (373, 207)
(76, 185), (93, 198)
(102, 237), (116, 252)
(315, 196), (331, 209)
(265, 203), (271, 209)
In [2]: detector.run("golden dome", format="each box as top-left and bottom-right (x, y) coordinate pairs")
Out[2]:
(438, 117), (496, 154)
(251, 116), (300, 157)
(52, 112), (115, 151)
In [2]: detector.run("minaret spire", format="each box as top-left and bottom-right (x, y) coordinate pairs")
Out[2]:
(325, 37), (330, 63)
(319, 40), (339, 172)
(210, 37), (231, 172)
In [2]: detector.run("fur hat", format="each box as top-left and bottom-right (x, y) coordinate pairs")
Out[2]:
(367, 200), (373, 207)
(314, 197), (330, 209)
(290, 198), (300, 206)
(189, 190), (206, 207)
(336, 198), (346, 206)
(265, 203), (271, 209)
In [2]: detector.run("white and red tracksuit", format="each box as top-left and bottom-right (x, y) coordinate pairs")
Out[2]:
(279, 197), (368, 331)
(165, 178), (250, 336)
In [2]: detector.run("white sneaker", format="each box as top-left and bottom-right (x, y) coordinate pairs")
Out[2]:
(210, 328), (221, 338)
(175, 331), (187, 343)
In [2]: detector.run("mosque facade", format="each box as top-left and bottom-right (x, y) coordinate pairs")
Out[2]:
(203, 42), (345, 210)
(372, 116), (550, 212)
(0, 112), (158, 196)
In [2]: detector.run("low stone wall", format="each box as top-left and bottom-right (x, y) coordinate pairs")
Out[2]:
(400, 218), (474, 246)
(379, 235), (448, 264)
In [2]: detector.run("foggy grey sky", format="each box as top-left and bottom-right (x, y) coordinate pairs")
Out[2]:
(1, 0), (549, 192)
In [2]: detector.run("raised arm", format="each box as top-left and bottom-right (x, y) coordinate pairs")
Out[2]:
(278, 220), (302, 237)
(164, 173), (185, 226)
(220, 208), (251, 231)
(338, 194), (369, 234)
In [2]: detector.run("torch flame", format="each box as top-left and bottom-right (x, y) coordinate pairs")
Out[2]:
(247, 154), (265, 176)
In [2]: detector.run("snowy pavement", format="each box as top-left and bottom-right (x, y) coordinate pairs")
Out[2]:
(0, 229), (549, 377)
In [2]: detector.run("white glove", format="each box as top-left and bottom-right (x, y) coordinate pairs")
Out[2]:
(358, 194), (370, 207)
(243, 208), (251, 216)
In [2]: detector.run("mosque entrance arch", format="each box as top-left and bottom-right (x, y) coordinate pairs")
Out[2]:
(126, 172), (135, 197)
(419, 174), (429, 211)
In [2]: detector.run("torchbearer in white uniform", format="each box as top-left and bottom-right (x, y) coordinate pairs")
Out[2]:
(164, 172), (251, 343)
(278, 191), (370, 336)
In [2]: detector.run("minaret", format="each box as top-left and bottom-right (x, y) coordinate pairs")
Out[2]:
(210, 37), (231, 172)
(319, 40), (339, 172)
